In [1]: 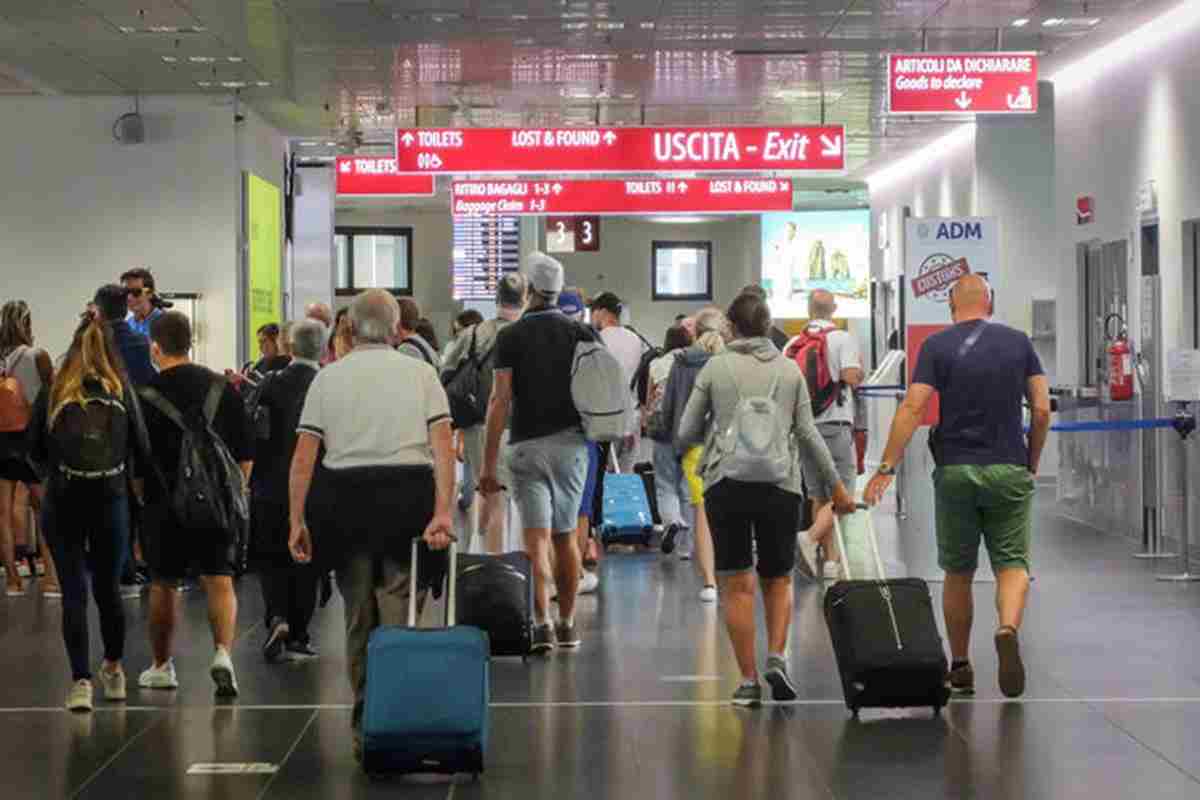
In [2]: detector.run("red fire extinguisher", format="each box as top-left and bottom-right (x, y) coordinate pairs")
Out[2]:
(1105, 314), (1134, 402)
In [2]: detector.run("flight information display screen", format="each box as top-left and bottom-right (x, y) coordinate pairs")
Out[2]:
(452, 216), (521, 301)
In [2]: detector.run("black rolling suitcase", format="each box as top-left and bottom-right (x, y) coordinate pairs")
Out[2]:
(823, 506), (950, 717)
(632, 462), (661, 526)
(456, 551), (534, 658)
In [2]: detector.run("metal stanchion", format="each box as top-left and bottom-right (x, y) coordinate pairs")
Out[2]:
(1158, 404), (1200, 582)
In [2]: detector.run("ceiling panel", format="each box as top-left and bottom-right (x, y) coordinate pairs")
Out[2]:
(0, 0), (1166, 171)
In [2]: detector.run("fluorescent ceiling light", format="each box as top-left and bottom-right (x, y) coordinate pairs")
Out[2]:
(1043, 18), (1064, 27)
(161, 55), (178, 63)
(864, 123), (975, 191)
(227, 56), (244, 63)
(189, 56), (216, 63)
(1012, 18), (1029, 27)
(196, 81), (213, 87)
(255, 81), (271, 87)
(595, 21), (625, 30)
(640, 21), (655, 30)
(1051, 1), (1200, 93)
(650, 215), (711, 224)
(221, 80), (247, 88)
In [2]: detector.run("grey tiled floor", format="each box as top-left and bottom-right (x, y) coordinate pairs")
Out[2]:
(4, 490), (1200, 799)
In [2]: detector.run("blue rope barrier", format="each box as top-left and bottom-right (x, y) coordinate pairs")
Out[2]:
(1049, 418), (1176, 433)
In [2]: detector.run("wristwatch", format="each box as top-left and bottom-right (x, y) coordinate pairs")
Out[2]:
(877, 462), (896, 476)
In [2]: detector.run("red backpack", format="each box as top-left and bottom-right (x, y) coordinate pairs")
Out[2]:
(785, 326), (841, 418)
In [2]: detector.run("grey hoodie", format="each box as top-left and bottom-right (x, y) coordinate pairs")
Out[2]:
(660, 344), (712, 452)
(678, 336), (840, 496)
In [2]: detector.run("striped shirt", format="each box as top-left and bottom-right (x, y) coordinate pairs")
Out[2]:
(297, 344), (450, 470)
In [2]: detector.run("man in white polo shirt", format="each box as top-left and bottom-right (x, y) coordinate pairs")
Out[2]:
(286, 289), (455, 761)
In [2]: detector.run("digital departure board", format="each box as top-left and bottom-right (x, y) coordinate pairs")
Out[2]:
(452, 216), (521, 301)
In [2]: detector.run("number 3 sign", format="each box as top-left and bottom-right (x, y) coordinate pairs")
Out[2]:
(546, 216), (601, 254)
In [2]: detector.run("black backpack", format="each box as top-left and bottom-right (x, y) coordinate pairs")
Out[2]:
(140, 378), (249, 541)
(631, 346), (663, 407)
(50, 388), (128, 480)
(442, 325), (496, 430)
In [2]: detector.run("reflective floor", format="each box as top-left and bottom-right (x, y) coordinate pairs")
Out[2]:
(4, 490), (1200, 799)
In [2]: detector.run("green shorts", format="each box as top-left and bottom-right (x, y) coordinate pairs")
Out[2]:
(933, 464), (1035, 575)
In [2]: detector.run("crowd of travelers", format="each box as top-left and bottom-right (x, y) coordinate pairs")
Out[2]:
(0, 255), (1046, 737)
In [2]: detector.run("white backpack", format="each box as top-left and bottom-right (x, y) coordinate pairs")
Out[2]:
(571, 337), (630, 442)
(718, 357), (791, 483)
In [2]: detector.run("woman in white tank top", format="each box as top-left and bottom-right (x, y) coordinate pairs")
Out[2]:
(0, 300), (58, 596)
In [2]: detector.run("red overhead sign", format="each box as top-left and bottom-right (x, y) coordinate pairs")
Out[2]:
(396, 127), (845, 174)
(335, 157), (436, 196)
(887, 53), (1038, 115)
(451, 177), (794, 216)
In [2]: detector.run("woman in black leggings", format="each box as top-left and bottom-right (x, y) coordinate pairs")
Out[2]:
(28, 316), (152, 712)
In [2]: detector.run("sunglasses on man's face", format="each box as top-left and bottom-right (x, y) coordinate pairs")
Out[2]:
(126, 287), (149, 298)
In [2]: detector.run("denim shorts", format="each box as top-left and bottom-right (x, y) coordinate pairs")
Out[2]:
(507, 429), (589, 534)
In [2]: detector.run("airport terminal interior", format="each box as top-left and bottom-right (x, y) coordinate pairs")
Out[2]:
(5, 0), (1200, 797)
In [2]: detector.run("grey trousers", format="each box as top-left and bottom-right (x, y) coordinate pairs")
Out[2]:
(336, 552), (426, 730)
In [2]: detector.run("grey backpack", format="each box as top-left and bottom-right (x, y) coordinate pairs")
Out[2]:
(571, 335), (630, 443)
(718, 357), (791, 483)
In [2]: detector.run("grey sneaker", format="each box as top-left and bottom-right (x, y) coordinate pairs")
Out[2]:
(763, 656), (798, 702)
(555, 621), (581, 649)
(66, 679), (94, 713)
(531, 623), (555, 655)
(98, 666), (127, 701)
(732, 682), (762, 708)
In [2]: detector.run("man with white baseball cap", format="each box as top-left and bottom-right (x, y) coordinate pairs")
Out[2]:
(480, 253), (592, 653)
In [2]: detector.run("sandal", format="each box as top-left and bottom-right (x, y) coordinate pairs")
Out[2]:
(5, 580), (25, 597)
(40, 580), (62, 599)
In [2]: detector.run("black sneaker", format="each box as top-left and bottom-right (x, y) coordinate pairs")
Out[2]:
(732, 682), (762, 707)
(284, 640), (319, 661)
(555, 621), (581, 649)
(531, 623), (555, 655)
(661, 524), (682, 555)
(995, 627), (1026, 698)
(763, 656), (798, 702)
(947, 662), (975, 696)
(263, 620), (289, 664)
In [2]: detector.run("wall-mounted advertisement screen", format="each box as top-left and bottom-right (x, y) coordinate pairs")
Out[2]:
(761, 209), (870, 319)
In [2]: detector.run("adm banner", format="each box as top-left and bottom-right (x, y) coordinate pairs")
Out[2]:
(246, 172), (282, 363)
(904, 217), (999, 422)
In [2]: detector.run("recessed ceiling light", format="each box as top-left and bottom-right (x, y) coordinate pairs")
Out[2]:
(299, 141), (318, 146)
(595, 21), (625, 30)
(1043, 18), (1065, 27)
(325, 141), (338, 146)
(1012, 18), (1030, 27)
(640, 21), (655, 30)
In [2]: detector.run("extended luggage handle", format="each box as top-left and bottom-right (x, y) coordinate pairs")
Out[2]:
(832, 503), (888, 582)
(408, 536), (459, 629)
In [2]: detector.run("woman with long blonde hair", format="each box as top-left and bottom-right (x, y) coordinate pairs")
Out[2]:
(0, 299), (58, 597)
(29, 316), (152, 712)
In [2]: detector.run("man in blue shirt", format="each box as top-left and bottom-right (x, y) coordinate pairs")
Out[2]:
(864, 275), (1052, 700)
(121, 268), (163, 339)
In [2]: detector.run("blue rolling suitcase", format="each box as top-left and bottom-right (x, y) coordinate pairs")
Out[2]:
(600, 457), (655, 546)
(362, 538), (489, 777)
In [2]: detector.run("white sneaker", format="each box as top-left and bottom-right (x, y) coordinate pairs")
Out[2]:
(823, 562), (843, 581)
(210, 648), (239, 698)
(796, 531), (819, 578)
(66, 679), (93, 712)
(579, 570), (600, 595)
(699, 585), (718, 603)
(138, 659), (179, 690)
(99, 666), (127, 701)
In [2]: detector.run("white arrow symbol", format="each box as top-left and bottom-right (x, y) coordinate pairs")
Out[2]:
(553, 183), (563, 195)
(401, 132), (415, 146)
(954, 91), (972, 110)
(780, 180), (790, 192)
(678, 181), (688, 193)
(340, 161), (352, 173)
(819, 135), (842, 157)
(603, 131), (617, 145)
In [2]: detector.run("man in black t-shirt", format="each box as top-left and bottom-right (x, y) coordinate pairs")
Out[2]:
(480, 253), (589, 654)
(864, 275), (1051, 700)
(137, 312), (254, 698)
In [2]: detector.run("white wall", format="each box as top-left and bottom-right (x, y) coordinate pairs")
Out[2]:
(0, 95), (284, 368)
(552, 216), (761, 343)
